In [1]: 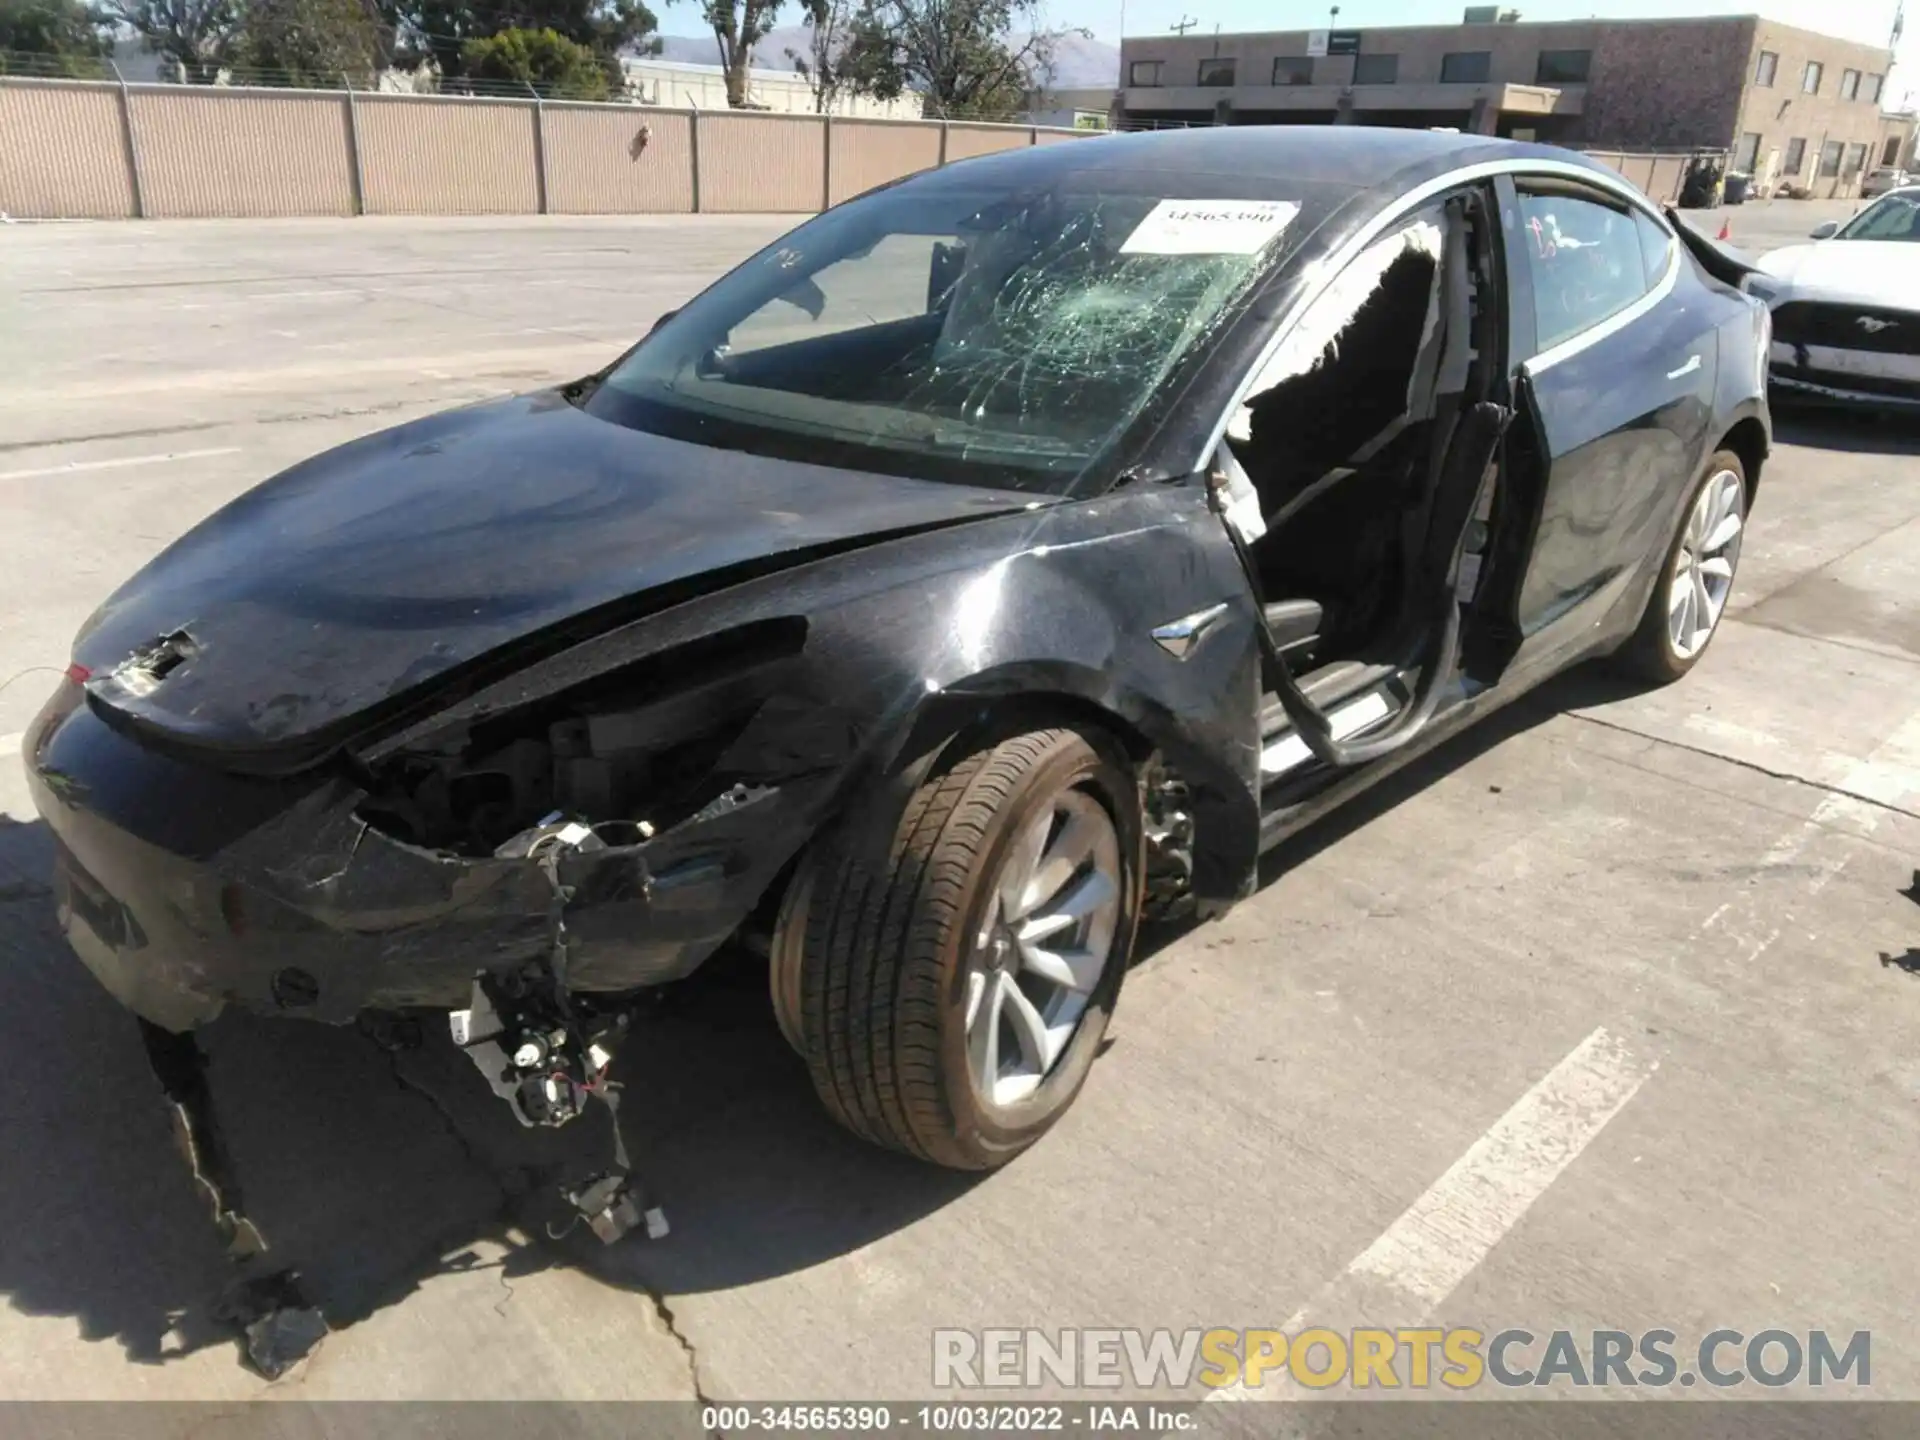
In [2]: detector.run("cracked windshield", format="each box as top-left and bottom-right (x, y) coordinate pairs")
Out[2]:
(588, 188), (1297, 492)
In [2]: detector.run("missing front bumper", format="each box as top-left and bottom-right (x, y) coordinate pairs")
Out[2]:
(27, 682), (798, 1030)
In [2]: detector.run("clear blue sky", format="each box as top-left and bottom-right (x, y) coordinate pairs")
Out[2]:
(1045, 0), (1911, 92)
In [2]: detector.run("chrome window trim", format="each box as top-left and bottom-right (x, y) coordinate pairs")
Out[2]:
(1197, 156), (1677, 470)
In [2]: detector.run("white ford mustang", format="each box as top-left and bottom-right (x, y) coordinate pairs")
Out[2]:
(1744, 186), (1920, 410)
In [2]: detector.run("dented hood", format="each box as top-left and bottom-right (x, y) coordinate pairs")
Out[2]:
(74, 393), (1036, 768)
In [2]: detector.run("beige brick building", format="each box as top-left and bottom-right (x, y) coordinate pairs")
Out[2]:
(1118, 10), (1902, 195)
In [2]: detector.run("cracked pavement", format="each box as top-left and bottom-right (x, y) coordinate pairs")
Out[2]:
(3, 208), (1920, 1400)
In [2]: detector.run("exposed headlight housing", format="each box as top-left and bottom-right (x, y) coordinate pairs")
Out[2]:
(1741, 274), (1785, 305)
(354, 618), (808, 856)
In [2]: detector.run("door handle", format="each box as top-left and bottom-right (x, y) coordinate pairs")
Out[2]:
(1666, 354), (1703, 380)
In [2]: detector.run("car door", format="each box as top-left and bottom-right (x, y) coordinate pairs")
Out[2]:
(1500, 174), (1717, 660)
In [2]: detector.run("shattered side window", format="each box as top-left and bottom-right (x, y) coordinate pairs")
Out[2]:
(1224, 214), (1447, 511)
(587, 188), (1295, 494)
(1238, 216), (1446, 415)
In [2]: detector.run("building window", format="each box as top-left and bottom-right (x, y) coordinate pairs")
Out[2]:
(1733, 132), (1762, 174)
(1819, 139), (1842, 177)
(1802, 61), (1824, 93)
(1841, 68), (1862, 101)
(1440, 51), (1491, 83)
(1128, 60), (1163, 86)
(1535, 49), (1591, 84)
(1272, 56), (1315, 85)
(1844, 142), (1869, 175)
(1869, 73), (1885, 103)
(1197, 57), (1236, 87)
(1784, 136), (1807, 177)
(1353, 52), (1398, 84)
(1754, 50), (1778, 86)
(1884, 135), (1903, 166)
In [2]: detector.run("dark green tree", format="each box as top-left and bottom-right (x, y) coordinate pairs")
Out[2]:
(702, 0), (783, 108)
(0, 0), (109, 76)
(96, 0), (242, 82)
(844, 0), (1069, 120)
(701, 0), (781, 108)
(379, 0), (656, 88)
(233, 0), (384, 85)
(462, 24), (607, 98)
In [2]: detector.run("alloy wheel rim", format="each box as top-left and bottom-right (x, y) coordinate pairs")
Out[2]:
(1668, 468), (1745, 660)
(965, 787), (1122, 1111)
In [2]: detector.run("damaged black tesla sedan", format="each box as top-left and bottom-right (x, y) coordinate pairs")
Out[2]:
(25, 129), (1767, 1243)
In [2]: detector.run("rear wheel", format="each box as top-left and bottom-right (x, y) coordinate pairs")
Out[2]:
(1615, 450), (1747, 683)
(771, 727), (1142, 1170)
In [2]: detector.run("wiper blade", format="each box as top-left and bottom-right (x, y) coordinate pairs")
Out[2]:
(923, 430), (1082, 460)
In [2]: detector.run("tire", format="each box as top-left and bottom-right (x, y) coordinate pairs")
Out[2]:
(771, 727), (1143, 1170)
(1613, 449), (1749, 684)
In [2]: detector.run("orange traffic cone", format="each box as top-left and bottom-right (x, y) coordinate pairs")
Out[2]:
(1717, 218), (1732, 241)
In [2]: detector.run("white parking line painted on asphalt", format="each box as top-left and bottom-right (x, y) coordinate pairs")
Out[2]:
(0, 733), (20, 759)
(1344, 1028), (1652, 1304)
(0, 446), (240, 482)
(1209, 1025), (1653, 1402)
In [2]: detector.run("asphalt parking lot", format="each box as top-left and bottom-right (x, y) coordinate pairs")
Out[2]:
(2, 199), (1918, 1406)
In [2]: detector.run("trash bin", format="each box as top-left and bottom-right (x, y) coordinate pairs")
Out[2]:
(1724, 172), (1752, 205)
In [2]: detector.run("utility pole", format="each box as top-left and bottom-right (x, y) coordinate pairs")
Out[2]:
(1891, 1), (1907, 115)
(1171, 15), (1197, 35)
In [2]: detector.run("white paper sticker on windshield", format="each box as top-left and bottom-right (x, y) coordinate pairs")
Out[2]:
(1120, 200), (1301, 256)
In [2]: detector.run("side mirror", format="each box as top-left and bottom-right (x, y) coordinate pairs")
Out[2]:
(1810, 221), (1840, 239)
(928, 241), (968, 312)
(648, 308), (679, 335)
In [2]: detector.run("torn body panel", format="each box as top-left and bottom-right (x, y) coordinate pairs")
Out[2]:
(29, 483), (1266, 1035)
(29, 680), (811, 1028)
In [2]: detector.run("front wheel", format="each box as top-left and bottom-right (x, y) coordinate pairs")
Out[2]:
(771, 727), (1143, 1170)
(1614, 450), (1748, 683)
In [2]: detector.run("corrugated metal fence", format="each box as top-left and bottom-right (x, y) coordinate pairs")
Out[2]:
(1, 77), (1708, 221)
(0, 76), (1086, 220)
(1578, 149), (1698, 206)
